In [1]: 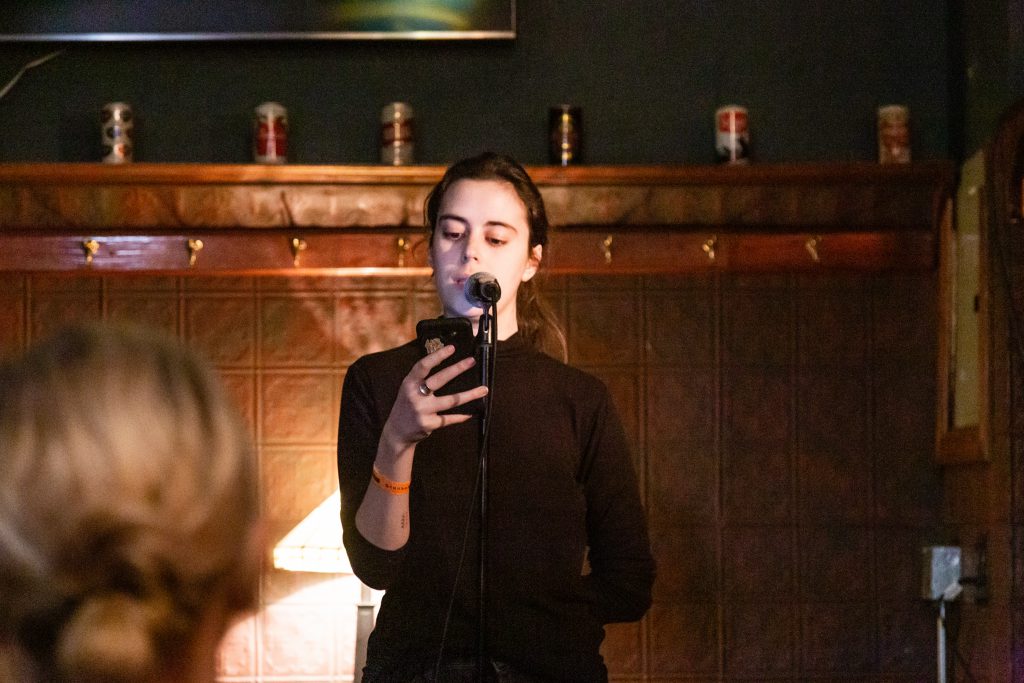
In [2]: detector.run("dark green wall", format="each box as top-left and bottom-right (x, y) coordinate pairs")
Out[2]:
(0, 1), (952, 164)
(962, 0), (1024, 154)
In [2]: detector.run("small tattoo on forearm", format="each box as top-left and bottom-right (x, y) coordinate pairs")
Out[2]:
(401, 513), (407, 529)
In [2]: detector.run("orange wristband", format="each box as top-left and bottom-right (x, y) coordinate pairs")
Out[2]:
(371, 466), (411, 495)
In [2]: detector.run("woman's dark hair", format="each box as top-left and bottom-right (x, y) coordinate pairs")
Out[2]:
(425, 152), (567, 360)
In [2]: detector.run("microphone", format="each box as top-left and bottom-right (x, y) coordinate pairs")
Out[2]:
(464, 272), (502, 306)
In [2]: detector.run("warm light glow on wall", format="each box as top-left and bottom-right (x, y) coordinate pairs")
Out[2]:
(273, 490), (352, 574)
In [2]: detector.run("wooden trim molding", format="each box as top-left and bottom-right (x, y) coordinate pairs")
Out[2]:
(0, 161), (953, 274)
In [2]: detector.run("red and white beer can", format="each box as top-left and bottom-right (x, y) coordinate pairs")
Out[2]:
(101, 102), (134, 164)
(715, 105), (749, 165)
(254, 102), (288, 164)
(877, 105), (910, 164)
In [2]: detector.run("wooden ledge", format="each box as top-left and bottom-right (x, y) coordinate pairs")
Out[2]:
(0, 160), (954, 187)
(0, 162), (953, 274)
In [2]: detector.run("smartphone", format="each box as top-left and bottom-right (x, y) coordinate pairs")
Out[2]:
(415, 317), (482, 415)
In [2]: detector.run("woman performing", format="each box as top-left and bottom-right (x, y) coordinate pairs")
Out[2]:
(338, 152), (654, 682)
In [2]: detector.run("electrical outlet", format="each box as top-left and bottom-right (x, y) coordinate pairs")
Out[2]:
(921, 545), (962, 601)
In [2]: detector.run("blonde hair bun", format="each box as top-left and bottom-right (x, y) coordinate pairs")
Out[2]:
(57, 595), (161, 682)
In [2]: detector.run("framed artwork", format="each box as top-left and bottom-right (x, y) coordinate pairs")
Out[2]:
(0, 1), (516, 41)
(936, 149), (988, 464)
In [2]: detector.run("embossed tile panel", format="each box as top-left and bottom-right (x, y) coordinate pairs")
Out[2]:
(215, 615), (258, 678)
(646, 366), (717, 526)
(644, 284), (716, 366)
(799, 526), (873, 601)
(183, 276), (255, 291)
(796, 275), (869, 368)
(186, 295), (255, 367)
(260, 602), (337, 677)
(721, 276), (793, 367)
(260, 446), (338, 536)
(647, 439), (718, 528)
(872, 273), (937, 363)
(105, 275), (179, 291)
(875, 526), (933, 601)
(218, 371), (257, 439)
(723, 525), (794, 600)
(722, 440), (793, 525)
(107, 293), (180, 334)
(723, 368), (792, 446)
(568, 286), (641, 365)
(335, 292), (416, 365)
(30, 275), (102, 292)
(0, 268), (947, 683)
(1013, 525), (1024, 602)
(799, 602), (875, 676)
(798, 370), (871, 524)
(646, 368), (716, 450)
(601, 620), (644, 676)
(1016, 605), (1024, 681)
(0, 279), (24, 356)
(723, 603), (794, 677)
(260, 371), (338, 444)
(651, 525), (719, 601)
(260, 294), (335, 366)
(1008, 438), (1024, 526)
(647, 602), (719, 677)
(877, 602), (935, 675)
(29, 290), (102, 340)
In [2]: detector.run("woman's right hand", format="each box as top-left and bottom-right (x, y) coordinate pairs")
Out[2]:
(358, 345), (486, 551)
(379, 344), (489, 454)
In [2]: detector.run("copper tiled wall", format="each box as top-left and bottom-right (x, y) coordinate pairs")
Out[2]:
(0, 270), (941, 682)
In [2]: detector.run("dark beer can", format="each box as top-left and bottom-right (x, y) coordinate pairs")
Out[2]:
(549, 105), (582, 166)
(101, 102), (134, 164)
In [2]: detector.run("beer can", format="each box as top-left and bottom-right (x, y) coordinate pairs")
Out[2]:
(715, 105), (749, 164)
(549, 105), (582, 166)
(101, 102), (134, 164)
(380, 102), (415, 166)
(254, 102), (288, 164)
(877, 105), (911, 164)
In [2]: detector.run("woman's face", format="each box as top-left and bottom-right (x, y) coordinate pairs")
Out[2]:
(429, 178), (542, 336)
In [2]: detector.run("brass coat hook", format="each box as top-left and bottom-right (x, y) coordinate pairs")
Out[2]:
(395, 236), (410, 268)
(702, 236), (717, 263)
(187, 238), (204, 268)
(290, 237), (308, 267)
(602, 235), (614, 265)
(82, 239), (99, 265)
(805, 235), (822, 263)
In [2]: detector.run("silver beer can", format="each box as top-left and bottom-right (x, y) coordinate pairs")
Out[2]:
(254, 102), (288, 164)
(715, 105), (749, 164)
(101, 102), (134, 164)
(380, 102), (415, 165)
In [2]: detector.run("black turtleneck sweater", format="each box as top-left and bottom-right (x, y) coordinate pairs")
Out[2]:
(337, 333), (654, 682)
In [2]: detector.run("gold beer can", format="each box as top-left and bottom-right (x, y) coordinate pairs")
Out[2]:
(877, 105), (911, 164)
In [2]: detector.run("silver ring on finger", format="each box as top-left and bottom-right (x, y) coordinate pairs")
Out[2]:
(417, 382), (432, 397)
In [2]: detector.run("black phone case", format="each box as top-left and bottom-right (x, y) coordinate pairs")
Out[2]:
(415, 317), (482, 415)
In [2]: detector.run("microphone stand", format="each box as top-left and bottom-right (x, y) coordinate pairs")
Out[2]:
(476, 303), (496, 680)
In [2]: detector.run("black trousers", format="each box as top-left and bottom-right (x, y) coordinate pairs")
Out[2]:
(363, 658), (562, 683)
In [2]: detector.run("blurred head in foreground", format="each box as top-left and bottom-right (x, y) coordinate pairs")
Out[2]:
(0, 323), (260, 683)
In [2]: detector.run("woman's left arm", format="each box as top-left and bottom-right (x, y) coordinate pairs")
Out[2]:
(580, 390), (656, 624)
